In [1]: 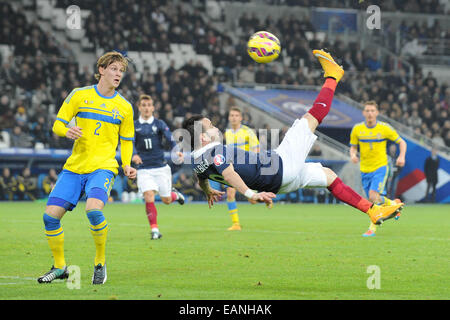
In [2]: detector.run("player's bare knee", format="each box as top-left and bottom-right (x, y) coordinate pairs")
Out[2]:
(144, 191), (155, 203)
(302, 113), (319, 133)
(85, 198), (105, 212)
(45, 205), (66, 220)
(323, 167), (338, 186)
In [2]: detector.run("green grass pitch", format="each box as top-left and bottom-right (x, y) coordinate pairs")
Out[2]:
(0, 201), (449, 300)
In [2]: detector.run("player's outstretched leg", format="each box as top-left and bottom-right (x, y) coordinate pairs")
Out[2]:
(323, 168), (404, 225)
(302, 50), (344, 133)
(313, 49), (344, 83)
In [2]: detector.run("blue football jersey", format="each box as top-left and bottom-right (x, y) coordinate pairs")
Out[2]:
(191, 142), (283, 193)
(134, 117), (176, 169)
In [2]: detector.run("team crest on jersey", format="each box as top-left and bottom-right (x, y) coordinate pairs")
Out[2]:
(152, 125), (157, 133)
(111, 107), (121, 120)
(213, 154), (225, 166)
(84, 100), (94, 104)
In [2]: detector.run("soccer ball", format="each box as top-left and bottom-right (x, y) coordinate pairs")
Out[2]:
(247, 31), (281, 64)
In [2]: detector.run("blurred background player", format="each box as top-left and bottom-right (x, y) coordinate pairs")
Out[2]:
(350, 101), (407, 237)
(38, 51), (136, 285)
(131, 94), (184, 240)
(424, 146), (440, 202)
(224, 106), (260, 231)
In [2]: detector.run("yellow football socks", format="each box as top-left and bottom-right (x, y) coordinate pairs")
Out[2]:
(87, 210), (108, 266)
(227, 201), (240, 225)
(43, 213), (66, 269)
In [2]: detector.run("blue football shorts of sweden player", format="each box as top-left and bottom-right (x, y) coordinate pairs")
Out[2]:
(360, 165), (389, 197)
(47, 169), (115, 211)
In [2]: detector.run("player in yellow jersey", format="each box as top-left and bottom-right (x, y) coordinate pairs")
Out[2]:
(350, 101), (407, 237)
(223, 107), (260, 230)
(37, 52), (136, 285)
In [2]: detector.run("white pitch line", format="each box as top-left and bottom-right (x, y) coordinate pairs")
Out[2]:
(0, 276), (36, 280)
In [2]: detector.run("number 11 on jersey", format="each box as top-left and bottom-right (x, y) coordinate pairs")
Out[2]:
(144, 138), (152, 149)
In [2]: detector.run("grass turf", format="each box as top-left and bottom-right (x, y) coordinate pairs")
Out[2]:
(0, 201), (449, 300)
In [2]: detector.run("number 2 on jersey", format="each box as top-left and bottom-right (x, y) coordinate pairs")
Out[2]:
(94, 122), (102, 136)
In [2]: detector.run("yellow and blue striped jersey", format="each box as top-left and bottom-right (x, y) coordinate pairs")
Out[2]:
(350, 121), (400, 173)
(225, 125), (259, 152)
(55, 85), (134, 175)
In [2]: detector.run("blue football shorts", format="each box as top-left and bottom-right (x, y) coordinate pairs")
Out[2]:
(47, 169), (115, 211)
(361, 165), (389, 197)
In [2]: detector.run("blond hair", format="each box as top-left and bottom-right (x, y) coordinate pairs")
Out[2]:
(137, 94), (152, 106)
(363, 100), (379, 110)
(94, 51), (128, 81)
(229, 106), (242, 114)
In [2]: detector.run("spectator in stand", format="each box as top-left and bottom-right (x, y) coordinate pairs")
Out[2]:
(0, 167), (18, 201)
(49, 132), (73, 149)
(31, 115), (51, 147)
(10, 125), (33, 148)
(173, 171), (203, 201)
(16, 167), (38, 201)
(42, 168), (59, 196)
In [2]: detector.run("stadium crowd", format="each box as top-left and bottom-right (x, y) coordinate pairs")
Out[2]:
(225, 0), (449, 14)
(0, 1), (449, 201)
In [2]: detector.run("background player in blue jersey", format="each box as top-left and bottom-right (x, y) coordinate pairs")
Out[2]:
(132, 94), (184, 240)
(182, 50), (404, 227)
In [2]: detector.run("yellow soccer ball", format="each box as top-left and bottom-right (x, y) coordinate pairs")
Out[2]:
(247, 31), (281, 64)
